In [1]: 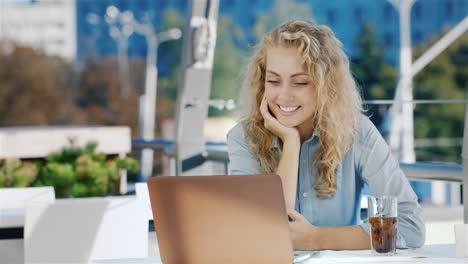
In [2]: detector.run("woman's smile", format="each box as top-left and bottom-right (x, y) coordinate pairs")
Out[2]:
(277, 104), (301, 116)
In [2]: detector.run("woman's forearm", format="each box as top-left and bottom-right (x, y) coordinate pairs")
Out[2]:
(317, 225), (370, 250)
(275, 137), (300, 210)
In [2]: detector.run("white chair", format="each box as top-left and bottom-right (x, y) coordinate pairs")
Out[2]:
(0, 187), (55, 228)
(135, 182), (162, 258)
(135, 183), (153, 220)
(24, 196), (148, 263)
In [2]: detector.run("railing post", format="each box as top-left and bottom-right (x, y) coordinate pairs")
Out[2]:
(174, 0), (219, 176)
(462, 98), (468, 223)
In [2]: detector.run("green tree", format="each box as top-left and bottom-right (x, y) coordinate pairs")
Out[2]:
(151, 8), (186, 137)
(75, 55), (143, 136)
(413, 33), (468, 163)
(253, 0), (314, 42)
(351, 23), (397, 132)
(157, 8), (184, 104)
(0, 43), (74, 126)
(209, 16), (246, 116)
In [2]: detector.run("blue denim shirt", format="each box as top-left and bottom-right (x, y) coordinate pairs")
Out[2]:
(226, 115), (425, 248)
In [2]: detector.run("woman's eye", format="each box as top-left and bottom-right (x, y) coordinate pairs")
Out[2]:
(267, 80), (279, 84)
(295, 82), (308, 86)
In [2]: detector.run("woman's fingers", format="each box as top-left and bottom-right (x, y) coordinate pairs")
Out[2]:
(287, 209), (303, 222)
(260, 96), (269, 118)
(261, 96), (286, 134)
(260, 96), (274, 127)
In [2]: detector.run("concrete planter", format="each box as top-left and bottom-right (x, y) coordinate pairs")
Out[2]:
(0, 126), (132, 194)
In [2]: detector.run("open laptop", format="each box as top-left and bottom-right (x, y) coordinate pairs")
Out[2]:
(147, 174), (318, 264)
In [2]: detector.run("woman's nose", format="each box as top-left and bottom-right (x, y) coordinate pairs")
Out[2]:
(277, 84), (293, 100)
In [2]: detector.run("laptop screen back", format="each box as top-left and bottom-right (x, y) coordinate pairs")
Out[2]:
(147, 174), (293, 264)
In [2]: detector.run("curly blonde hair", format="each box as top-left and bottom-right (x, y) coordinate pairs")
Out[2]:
(242, 20), (363, 198)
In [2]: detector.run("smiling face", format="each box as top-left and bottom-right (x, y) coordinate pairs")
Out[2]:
(264, 46), (316, 139)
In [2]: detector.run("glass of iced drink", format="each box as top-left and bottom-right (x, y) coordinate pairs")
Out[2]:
(367, 196), (397, 256)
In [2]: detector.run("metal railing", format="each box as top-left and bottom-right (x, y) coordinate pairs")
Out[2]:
(132, 98), (468, 222)
(132, 139), (228, 172)
(131, 140), (464, 181)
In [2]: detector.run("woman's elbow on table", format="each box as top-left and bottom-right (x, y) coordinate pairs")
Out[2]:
(402, 219), (426, 248)
(411, 223), (426, 248)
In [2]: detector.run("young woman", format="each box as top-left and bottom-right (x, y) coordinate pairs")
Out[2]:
(227, 20), (425, 250)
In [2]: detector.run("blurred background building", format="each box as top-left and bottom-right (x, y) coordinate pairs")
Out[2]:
(3, 0), (463, 66)
(0, 0), (76, 60)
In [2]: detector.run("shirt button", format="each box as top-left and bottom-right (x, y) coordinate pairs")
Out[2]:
(303, 192), (308, 198)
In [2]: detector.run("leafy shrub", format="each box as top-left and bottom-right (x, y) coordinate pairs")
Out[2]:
(0, 142), (139, 198)
(0, 159), (39, 188)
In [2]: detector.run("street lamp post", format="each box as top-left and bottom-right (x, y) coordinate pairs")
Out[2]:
(128, 19), (181, 181)
(105, 6), (134, 99)
(388, 0), (416, 163)
(87, 7), (134, 99)
(88, 7), (181, 181)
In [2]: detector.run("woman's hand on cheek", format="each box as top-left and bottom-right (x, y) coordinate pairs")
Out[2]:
(260, 95), (299, 143)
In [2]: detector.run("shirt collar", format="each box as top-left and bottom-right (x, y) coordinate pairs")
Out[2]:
(271, 128), (319, 149)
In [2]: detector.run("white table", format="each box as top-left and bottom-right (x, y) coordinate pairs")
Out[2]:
(1, 235), (463, 264)
(91, 244), (462, 264)
(306, 244), (461, 263)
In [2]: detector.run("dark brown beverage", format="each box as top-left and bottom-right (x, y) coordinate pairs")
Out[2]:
(369, 216), (397, 254)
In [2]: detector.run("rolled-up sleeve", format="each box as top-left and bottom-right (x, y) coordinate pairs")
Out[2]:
(355, 117), (425, 248)
(226, 123), (258, 175)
